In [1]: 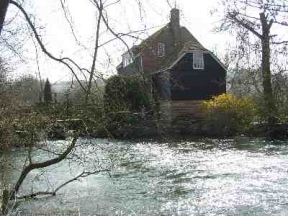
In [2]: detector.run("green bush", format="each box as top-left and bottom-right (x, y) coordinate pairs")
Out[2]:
(104, 75), (151, 133)
(104, 75), (150, 111)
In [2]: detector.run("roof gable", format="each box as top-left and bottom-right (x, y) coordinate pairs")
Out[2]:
(168, 51), (227, 71)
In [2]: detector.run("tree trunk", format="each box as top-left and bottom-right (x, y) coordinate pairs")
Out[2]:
(85, 3), (103, 105)
(1, 189), (9, 215)
(0, 0), (10, 35)
(260, 13), (276, 126)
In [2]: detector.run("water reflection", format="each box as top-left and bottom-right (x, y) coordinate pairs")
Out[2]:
(1, 137), (288, 215)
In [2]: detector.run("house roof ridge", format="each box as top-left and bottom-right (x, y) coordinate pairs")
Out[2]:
(137, 25), (200, 48)
(137, 24), (169, 48)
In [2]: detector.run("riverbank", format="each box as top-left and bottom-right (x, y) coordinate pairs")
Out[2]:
(40, 117), (288, 144)
(2, 101), (288, 152)
(88, 119), (288, 141)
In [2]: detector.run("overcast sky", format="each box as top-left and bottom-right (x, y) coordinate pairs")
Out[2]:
(4, 0), (232, 83)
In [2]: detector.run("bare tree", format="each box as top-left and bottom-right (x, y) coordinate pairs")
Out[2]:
(216, 0), (288, 125)
(0, 1), (153, 214)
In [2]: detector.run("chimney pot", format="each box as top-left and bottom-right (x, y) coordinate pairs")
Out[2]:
(170, 8), (180, 28)
(170, 8), (180, 45)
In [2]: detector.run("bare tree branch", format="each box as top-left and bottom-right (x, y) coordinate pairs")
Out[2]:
(227, 11), (262, 39)
(10, 136), (78, 199)
(10, 0), (88, 93)
(16, 168), (110, 199)
(86, 0), (103, 104)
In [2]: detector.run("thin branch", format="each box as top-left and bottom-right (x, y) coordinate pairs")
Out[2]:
(59, 0), (81, 46)
(273, 20), (288, 27)
(16, 169), (110, 199)
(86, 0), (103, 104)
(53, 169), (110, 194)
(272, 40), (288, 45)
(10, 0), (87, 93)
(10, 136), (78, 199)
(227, 11), (262, 39)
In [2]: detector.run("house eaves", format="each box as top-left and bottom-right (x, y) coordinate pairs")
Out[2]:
(150, 50), (227, 75)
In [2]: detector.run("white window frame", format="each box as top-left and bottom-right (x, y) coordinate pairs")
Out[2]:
(122, 52), (134, 67)
(193, 51), (204, 70)
(157, 43), (165, 57)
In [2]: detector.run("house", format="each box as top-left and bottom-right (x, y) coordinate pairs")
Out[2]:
(117, 8), (226, 120)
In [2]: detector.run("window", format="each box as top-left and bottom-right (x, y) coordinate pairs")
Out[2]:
(122, 52), (133, 67)
(193, 51), (204, 69)
(158, 43), (165, 57)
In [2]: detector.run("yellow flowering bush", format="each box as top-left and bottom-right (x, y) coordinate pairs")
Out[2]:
(202, 94), (256, 135)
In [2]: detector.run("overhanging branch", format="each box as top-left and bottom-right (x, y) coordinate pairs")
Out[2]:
(16, 169), (110, 199)
(10, 136), (78, 199)
(10, 0), (87, 92)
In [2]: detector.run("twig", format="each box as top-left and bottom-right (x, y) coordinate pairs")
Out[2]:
(16, 169), (110, 199)
(10, 136), (78, 199)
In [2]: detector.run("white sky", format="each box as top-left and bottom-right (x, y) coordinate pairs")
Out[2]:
(4, 0), (232, 83)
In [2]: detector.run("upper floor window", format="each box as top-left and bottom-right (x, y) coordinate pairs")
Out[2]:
(122, 52), (133, 67)
(193, 51), (204, 69)
(158, 43), (165, 57)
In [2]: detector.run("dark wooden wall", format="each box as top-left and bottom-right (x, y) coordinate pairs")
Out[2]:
(170, 53), (226, 100)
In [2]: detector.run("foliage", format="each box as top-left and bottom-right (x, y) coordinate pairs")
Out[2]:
(11, 75), (42, 104)
(202, 94), (257, 136)
(104, 75), (150, 112)
(228, 68), (262, 97)
(44, 78), (52, 103)
(104, 75), (151, 134)
(0, 92), (50, 150)
(0, 58), (9, 90)
(273, 73), (288, 123)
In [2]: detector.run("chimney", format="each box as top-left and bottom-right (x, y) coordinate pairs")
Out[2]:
(170, 8), (180, 45)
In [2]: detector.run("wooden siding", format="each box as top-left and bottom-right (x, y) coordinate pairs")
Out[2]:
(171, 100), (205, 118)
(158, 100), (205, 121)
(171, 53), (226, 100)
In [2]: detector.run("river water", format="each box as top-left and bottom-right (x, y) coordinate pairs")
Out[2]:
(1, 137), (288, 215)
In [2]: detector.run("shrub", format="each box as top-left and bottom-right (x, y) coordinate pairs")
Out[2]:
(0, 92), (50, 150)
(202, 94), (256, 136)
(104, 75), (151, 134)
(104, 75), (150, 112)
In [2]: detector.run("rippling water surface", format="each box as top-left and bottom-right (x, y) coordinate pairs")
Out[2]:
(2, 137), (288, 215)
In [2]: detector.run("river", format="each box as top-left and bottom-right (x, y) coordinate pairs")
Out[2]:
(1, 137), (288, 215)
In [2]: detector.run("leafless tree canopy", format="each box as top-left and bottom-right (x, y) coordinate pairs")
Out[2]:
(215, 0), (288, 123)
